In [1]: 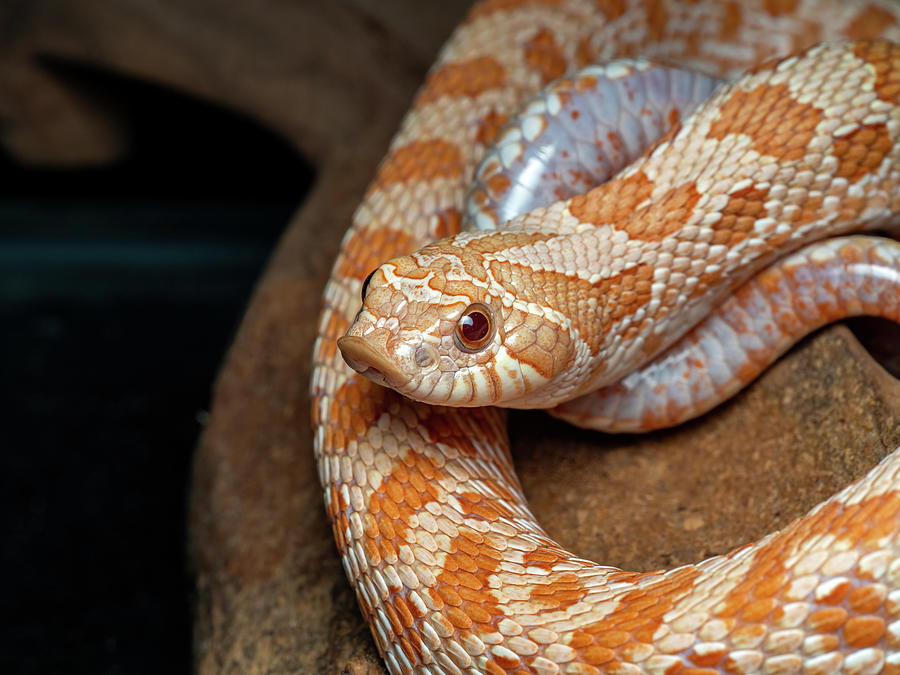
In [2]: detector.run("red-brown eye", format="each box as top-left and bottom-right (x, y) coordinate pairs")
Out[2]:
(454, 303), (495, 353)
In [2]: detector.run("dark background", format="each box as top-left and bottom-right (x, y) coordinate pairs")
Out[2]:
(2, 65), (313, 674)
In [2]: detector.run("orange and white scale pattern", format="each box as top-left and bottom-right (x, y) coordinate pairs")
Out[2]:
(550, 235), (900, 431)
(311, 1), (900, 673)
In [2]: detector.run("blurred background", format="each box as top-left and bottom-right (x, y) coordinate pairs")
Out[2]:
(2, 63), (312, 673)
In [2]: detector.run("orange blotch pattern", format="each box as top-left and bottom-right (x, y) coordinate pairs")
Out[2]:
(597, 263), (656, 332)
(713, 183), (771, 246)
(594, 0), (625, 21)
(789, 20), (824, 57)
(621, 182), (702, 241)
(644, 0), (669, 42)
(429, 508), (519, 662)
(323, 376), (395, 456)
(488, 256), (655, 356)
(576, 34), (598, 69)
(575, 567), (703, 669)
(845, 5), (900, 40)
(417, 56), (508, 106)
(523, 548), (590, 611)
(315, 309), (353, 366)
(334, 224), (416, 284)
(708, 83), (823, 162)
(707, 491), (900, 657)
(372, 139), (465, 192)
(721, 1), (743, 39)
(432, 207), (463, 239)
(833, 123), (894, 183)
(524, 28), (568, 84)
(347, 407), (522, 662)
(593, 0), (626, 19)
(569, 170), (655, 228)
(854, 41), (900, 105)
(763, 0), (800, 16)
(419, 407), (492, 459)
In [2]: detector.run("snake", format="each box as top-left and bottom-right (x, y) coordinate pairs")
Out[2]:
(312, 1), (900, 673)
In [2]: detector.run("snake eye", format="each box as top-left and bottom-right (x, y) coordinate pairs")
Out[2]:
(360, 269), (376, 303)
(454, 303), (495, 353)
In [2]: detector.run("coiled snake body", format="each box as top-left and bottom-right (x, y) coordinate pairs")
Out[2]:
(312, 1), (900, 672)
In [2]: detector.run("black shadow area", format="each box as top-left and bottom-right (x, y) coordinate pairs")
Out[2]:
(1, 63), (313, 674)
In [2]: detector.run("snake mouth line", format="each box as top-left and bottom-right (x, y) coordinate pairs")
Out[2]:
(337, 335), (410, 388)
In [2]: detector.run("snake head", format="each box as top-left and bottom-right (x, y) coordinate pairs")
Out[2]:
(338, 233), (584, 407)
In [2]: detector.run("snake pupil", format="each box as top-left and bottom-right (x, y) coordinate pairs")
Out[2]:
(454, 303), (494, 352)
(461, 312), (488, 341)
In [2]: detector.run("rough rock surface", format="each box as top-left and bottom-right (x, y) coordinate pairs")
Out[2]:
(517, 326), (900, 573)
(4, 2), (900, 673)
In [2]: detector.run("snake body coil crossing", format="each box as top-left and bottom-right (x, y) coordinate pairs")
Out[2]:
(314, 2), (900, 673)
